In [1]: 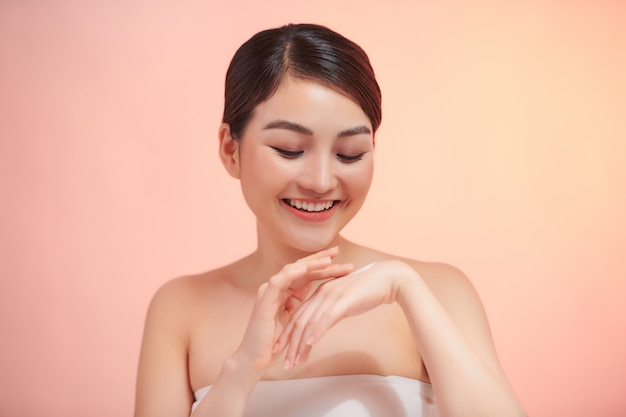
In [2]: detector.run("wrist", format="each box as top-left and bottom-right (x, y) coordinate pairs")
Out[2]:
(195, 353), (262, 416)
(389, 261), (423, 309)
(219, 352), (263, 394)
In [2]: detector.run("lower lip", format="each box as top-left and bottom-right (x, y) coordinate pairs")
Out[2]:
(283, 201), (338, 222)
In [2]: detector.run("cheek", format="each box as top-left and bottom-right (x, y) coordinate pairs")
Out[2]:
(239, 150), (287, 193)
(344, 161), (374, 194)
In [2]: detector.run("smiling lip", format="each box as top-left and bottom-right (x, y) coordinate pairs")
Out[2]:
(282, 199), (339, 222)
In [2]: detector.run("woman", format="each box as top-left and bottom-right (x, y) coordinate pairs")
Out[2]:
(135, 23), (525, 417)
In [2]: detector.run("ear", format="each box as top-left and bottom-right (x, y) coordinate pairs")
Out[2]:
(218, 123), (241, 179)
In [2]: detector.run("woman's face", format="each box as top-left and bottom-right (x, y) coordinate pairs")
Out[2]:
(234, 76), (375, 252)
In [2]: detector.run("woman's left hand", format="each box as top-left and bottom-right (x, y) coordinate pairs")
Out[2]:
(274, 260), (411, 369)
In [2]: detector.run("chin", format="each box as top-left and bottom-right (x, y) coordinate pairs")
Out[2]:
(285, 233), (340, 254)
(290, 241), (332, 254)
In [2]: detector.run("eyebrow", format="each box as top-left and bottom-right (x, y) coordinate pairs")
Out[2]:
(337, 125), (372, 137)
(263, 119), (371, 138)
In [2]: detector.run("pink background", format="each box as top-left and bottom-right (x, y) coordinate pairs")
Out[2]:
(1, 1), (625, 416)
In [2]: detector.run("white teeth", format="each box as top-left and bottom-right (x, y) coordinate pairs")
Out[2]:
(287, 199), (335, 212)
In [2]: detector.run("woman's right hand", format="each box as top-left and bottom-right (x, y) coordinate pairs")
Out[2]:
(233, 247), (354, 374)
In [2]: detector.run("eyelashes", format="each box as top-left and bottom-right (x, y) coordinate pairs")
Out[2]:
(269, 146), (365, 163)
(337, 153), (365, 162)
(270, 146), (304, 159)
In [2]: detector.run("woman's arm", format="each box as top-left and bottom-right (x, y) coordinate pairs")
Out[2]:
(394, 261), (526, 417)
(277, 259), (526, 417)
(134, 279), (196, 417)
(134, 276), (268, 417)
(135, 248), (354, 417)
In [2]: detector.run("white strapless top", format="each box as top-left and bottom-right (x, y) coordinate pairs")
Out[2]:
(191, 374), (438, 417)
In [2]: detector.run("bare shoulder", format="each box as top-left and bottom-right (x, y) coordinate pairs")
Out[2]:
(147, 267), (232, 321)
(151, 272), (213, 302)
(358, 244), (493, 342)
(354, 243), (480, 310)
(405, 259), (481, 309)
(136, 267), (237, 417)
(394, 255), (501, 362)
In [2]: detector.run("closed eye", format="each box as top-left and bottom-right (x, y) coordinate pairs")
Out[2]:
(337, 153), (366, 163)
(270, 146), (303, 159)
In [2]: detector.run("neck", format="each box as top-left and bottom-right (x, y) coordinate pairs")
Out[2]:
(243, 225), (350, 285)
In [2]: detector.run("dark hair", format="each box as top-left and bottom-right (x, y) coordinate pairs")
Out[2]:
(223, 23), (382, 139)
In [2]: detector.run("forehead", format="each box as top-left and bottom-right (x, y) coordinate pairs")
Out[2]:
(249, 76), (371, 132)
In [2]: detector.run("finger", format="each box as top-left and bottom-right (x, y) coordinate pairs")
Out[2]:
(272, 276), (324, 355)
(268, 260), (344, 352)
(270, 256), (331, 290)
(290, 301), (329, 367)
(259, 246), (345, 301)
(295, 301), (337, 365)
(254, 263), (308, 320)
(284, 295), (302, 315)
(294, 339), (314, 367)
(299, 297), (343, 350)
(271, 293), (306, 355)
(274, 273), (331, 354)
(274, 296), (304, 356)
(281, 307), (312, 369)
(281, 290), (333, 368)
(288, 263), (354, 298)
(251, 282), (280, 319)
(286, 283), (354, 367)
(263, 259), (325, 305)
(295, 246), (340, 263)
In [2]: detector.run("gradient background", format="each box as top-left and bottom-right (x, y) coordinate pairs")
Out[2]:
(1, 1), (625, 416)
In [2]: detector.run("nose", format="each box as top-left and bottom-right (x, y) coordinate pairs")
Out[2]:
(298, 152), (337, 194)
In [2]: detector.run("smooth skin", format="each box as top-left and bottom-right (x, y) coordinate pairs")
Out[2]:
(135, 77), (526, 417)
